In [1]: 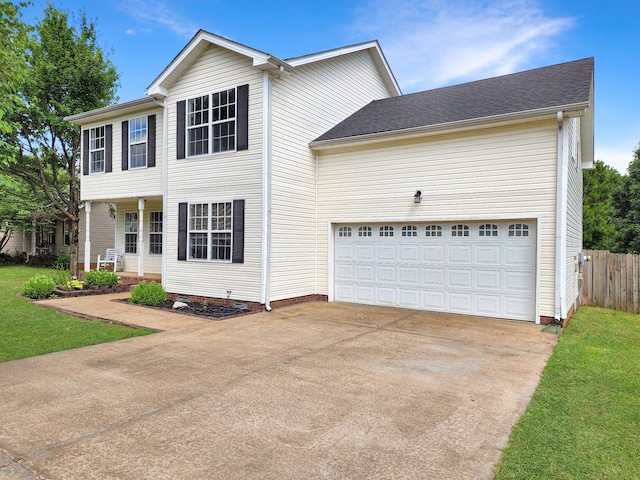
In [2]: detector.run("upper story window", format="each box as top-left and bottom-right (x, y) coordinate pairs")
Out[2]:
(187, 88), (236, 157)
(129, 116), (147, 169)
(479, 224), (499, 237)
(402, 225), (418, 237)
(508, 223), (530, 237)
(338, 226), (352, 237)
(358, 226), (372, 237)
(379, 226), (394, 237)
(425, 225), (442, 237)
(89, 126), (105, 173)
(451, 224), (469, 237)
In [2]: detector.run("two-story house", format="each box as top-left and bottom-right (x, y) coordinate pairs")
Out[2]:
(66, 30), (594, 324)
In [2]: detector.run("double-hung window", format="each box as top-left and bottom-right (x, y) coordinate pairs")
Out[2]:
(187, 88), (236, 156)
(149, 212), (162, 254)
(129, 116), (147, 168)
(124, 212), (138, 254)
(188, 202), (233, 261)
(89, 126), (105, 173)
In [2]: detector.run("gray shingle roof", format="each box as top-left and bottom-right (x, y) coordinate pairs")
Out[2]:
(314, 57), (593, 143)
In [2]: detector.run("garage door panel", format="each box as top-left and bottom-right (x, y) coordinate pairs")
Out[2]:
(448, 245), (472, 263)
(423, 245), (446, 263)
(448, 269), (472, 288)
(335, 221), (536, 322)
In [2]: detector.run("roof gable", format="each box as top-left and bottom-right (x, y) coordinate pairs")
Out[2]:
(313, 57), (594, 145)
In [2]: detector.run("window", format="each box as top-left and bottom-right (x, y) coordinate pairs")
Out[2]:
(149, 212), (162, 254)
(508, 223), (530, 237)
(479, 224), (499, 237)
(187, 88), (236, 156)
(425, 225), (442, 237)
(358, 226), (372, 237)
(379, 226), (394, 237)
(89, 126), (105, 173)
(338, 226), (352, 237)
(63, 222), (70, 246)
(188, 202), (233, 261)
(124, 212), (138, 254)
(402, 225), (418, 237)
(451, 224), (469, 237)
(129, 116), (147, 168)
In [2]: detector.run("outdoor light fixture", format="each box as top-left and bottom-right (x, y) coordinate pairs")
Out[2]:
(414, 190), (422, 203)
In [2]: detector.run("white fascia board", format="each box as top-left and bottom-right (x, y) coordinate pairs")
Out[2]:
(64, 97), (158, 125)
(146, 30), (292, 96)
(310, 103), (589, 151)
(287, 40), (401, 97)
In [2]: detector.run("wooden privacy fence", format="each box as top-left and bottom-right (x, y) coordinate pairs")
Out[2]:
(582, 250), (640, 313)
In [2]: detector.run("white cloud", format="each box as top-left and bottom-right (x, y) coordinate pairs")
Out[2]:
(121, 0), (198, 38)
(125, 29), (136, 35)
(351, 0), (574, 92)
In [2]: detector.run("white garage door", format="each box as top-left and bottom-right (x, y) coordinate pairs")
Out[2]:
(334, 221), (536, 321)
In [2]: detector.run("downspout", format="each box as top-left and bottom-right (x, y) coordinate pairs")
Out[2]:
(261, 71), (273, 311)
(314, 151), (319, 296)
(555, 111), (568, 321)
(153, 98), (168, 287)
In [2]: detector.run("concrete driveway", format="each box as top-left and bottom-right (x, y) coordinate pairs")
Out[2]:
(0, 296), (556, 479)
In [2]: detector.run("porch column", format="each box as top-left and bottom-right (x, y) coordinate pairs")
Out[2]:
(84, 201), (92, 272)
(137, 198), (145, 277)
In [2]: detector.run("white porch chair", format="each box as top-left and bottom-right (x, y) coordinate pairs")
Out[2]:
(97, 248), (123, 272)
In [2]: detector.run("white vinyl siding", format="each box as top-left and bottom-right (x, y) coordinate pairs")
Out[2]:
(163, 45), (263, 302)
(317, 120), (559, 319)
(269, 49), (393, 302)
(80, 107), (163, 202)
(566, 117), (583, 314)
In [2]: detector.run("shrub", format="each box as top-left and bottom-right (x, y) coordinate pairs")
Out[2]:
(53, 252), (71, 270)
(129, 281), (167, 306)
(22, 274), (56, 299)
(52, 270), (84, 291)
(84, 269), (120, 287)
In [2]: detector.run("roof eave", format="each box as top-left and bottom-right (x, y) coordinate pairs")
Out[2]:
(64, 97), (159, 124)
(310, 102), (590, 151)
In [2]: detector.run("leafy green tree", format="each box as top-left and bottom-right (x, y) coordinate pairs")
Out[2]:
(614, 145), (640, 254)
(3, 4), (118, 275)
(0, 1), (30, 162)
(583, 160), (623, 251)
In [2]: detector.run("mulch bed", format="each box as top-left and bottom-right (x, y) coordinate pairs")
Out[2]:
(115, 299), (256, 320)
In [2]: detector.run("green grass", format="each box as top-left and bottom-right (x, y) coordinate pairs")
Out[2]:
(0, 266), (153, 363)
(495, 306), (640, 480)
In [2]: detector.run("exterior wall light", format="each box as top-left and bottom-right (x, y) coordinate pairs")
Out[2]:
(414, 190), (422, 203)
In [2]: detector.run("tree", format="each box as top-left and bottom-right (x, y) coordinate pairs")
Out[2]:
(614, 145), (640, 254)
(583, 159), (623, 251)
(3, 4), (118, 276)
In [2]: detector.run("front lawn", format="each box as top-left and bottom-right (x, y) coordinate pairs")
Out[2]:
(0, 266), (153, 363)
(495, 306), (640, 479)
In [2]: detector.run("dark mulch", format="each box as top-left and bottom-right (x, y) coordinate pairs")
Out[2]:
(160, 300), (251, 319)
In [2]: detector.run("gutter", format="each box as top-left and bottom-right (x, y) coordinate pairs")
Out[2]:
(555, 111), (569, 321)
(261, 71), (273, 311)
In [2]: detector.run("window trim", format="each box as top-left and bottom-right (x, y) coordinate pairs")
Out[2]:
(89, 126), (105, 174)
(187, 201), (233, 262)
(129, 115), (148, 169)
(124, 212), (138, 254)
(149, 211), (163, 255)
(186, 87), (237, 158)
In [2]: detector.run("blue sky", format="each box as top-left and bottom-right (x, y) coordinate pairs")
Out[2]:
(25, 0), (640, 173)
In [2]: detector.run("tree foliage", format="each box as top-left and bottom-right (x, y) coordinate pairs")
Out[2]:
(613, 145), (640, 254)
(2, 4), (119, 275)
(582, 160), (623, 251)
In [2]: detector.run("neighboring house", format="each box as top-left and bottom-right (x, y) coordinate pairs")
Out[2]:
(65, 30), (594, 324)
(1, 203), (115, 269)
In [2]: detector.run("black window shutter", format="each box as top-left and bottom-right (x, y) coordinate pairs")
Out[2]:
(177, 100), (186, 159)
(236, 84), (249, 151)
(232, 199), (245, 263)
(105, 124), (113, 173)
(121, 120), (129, 171)
(148, 114), (156, 167)
(178, 202), (187, 261)
(82, 129), (89, 175)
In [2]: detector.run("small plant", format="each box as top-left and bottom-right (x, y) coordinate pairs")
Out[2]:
(84, 269), (120, 287)
(51, 269), (72, 287)
(53, 252), (71, 270)
(129, 281), (167, 306)
(22, 274), (56, 299)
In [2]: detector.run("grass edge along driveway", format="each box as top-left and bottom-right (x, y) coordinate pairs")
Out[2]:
(495, 306), (640, 479)
(0, 266), (153, 363)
